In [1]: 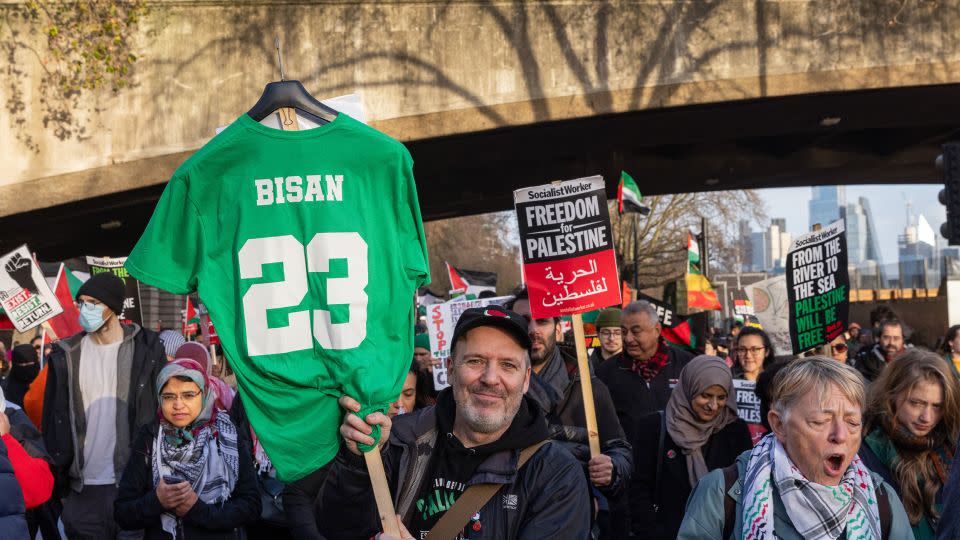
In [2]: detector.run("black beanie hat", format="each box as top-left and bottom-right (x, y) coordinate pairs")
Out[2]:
(76, 272), (125, 317)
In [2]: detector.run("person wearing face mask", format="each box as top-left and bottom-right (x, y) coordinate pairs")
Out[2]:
(633, 355), (752, 540)
(858, 350), (959, 540)
(41, 271), (166, 539)
(2, 344), (40, 408)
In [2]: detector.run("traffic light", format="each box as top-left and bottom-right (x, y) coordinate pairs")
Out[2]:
(938, 143), (960, 245)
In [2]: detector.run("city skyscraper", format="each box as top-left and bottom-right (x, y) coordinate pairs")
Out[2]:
(809, 186), (846, 230)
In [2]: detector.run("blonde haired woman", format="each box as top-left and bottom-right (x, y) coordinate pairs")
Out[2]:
(860, 349), (960, 540)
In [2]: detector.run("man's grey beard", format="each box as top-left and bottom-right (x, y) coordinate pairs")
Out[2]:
(451, 373), (522, 434)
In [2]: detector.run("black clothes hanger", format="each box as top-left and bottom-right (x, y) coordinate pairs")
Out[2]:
(246, 38), (339, 125)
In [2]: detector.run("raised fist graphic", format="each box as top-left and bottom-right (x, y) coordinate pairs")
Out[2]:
(4, 253), (38, 294)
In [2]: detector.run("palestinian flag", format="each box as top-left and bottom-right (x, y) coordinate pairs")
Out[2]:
(183, 297), (200, 336)
(445, 263), (497, 296)
(617, 171), (648, 215)
(686, 232), (721, 310)
(46, 264), (83, 339)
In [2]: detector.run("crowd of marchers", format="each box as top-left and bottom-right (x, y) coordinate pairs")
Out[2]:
(3, 273), (960, 539)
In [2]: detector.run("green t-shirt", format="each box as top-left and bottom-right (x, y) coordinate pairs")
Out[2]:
(126, 113), (430, 480)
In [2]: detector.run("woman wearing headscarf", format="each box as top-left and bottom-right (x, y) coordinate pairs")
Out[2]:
(859, 349), (959, 540)
(632, 355), (752, 539)
(114, 358), (259, 539)
(173, 342), (235, 412)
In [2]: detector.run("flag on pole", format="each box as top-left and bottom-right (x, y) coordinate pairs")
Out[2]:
(617, 171), (648, 215)
(46, 264), (83, 339)
(444, 262), (497, 296)
(685, 232), (722, 310)
(183, 297), (200, 336)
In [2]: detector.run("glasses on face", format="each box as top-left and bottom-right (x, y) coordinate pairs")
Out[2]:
(33, 345), (41, 350)
(736, 346), (766, 356)
(160, 391), (201, 404)
(832, 343), (848, 353)
(599, 329), (622, 339)
(78, 300), (103, 310)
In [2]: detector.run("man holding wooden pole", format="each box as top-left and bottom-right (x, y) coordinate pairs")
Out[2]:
(508, 289), (633, 537)
(321, 306), (591, 539)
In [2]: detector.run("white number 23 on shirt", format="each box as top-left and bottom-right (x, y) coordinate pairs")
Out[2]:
(238, 233), (368, 355)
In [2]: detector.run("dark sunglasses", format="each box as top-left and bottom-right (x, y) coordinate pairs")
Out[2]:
(833, 343), (848, 353)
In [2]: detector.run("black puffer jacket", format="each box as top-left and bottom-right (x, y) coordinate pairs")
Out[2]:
(0, 436), (28, 539)
(527, 346), (632, 500)
(320, 391), (591, 539)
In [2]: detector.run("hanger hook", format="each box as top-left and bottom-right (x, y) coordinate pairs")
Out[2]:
(275, 37), (285, 81)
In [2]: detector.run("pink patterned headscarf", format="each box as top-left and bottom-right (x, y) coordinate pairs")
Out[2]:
(173, 342), (235, 411)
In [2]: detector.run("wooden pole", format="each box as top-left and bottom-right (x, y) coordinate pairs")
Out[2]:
(364, 449), (401, 536)
(571, 313), (601, 457)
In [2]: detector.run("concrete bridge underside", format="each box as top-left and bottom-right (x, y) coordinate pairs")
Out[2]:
(2, 1), (960, 258)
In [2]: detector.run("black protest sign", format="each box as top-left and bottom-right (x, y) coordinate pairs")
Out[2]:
(785, 220), (849, 354)
(87, 256), (144, 326)
(636, 292), (678, 328)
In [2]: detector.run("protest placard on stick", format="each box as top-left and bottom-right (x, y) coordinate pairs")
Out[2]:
(427, 296), (515, 391)
(514, 176), (621, 457)
(785, 219), (849, 355)
(0, 245), (63, 332)
(90, 256), (143, 326)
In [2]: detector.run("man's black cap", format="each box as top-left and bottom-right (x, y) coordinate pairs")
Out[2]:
(452, 305), (532, 351)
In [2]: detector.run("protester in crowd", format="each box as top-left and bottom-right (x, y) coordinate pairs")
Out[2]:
(388, 362), (431, 417)
(633, 355), (752, 540)
(42, 272), (166, 538)
(678, 356), (913, 539)
(2, 345), (40, 407)
(731, 326), (774, 382)
(597, 301), (695, 444)
(511, 290), (632, 538)
(412, 332), (438, 400)
(412, 333), (432, 373)
(730, 320), (743, 340)
(114, 358), (260, 538)
(940, 324), (960, 376)
(158, 329), (186, 362)
(828, 333), (849, 363)
(858, 350), (959, 540)
(320, 306), (591, 539)
(0, 434), (29, 539)
(590, 308), (623, 369)
(2, 384), (57, 539)
(939, 433), (960, 539)
(847, 322), (862, 354)
(174, 341), (235, 411)
(854, 318), (907, 382)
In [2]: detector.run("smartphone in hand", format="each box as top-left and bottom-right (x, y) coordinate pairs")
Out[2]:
(163, 475), (186, 485)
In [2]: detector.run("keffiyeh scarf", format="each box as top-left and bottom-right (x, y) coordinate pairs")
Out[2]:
(152, 411), (240, 537)
(741, 434), (881, 540)
(630, 338), (671, 383)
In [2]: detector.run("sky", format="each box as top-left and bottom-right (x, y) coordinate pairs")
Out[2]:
(754, 184), (947, 267)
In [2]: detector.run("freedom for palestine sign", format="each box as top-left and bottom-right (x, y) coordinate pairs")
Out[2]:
(786, 219), (849, 354)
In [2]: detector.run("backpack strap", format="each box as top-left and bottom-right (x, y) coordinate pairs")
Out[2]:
(875, 482), (891, 540)
(721, 463), (739, 540)
(425, 440), (548, 540)
(653, 410), (666, 512)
